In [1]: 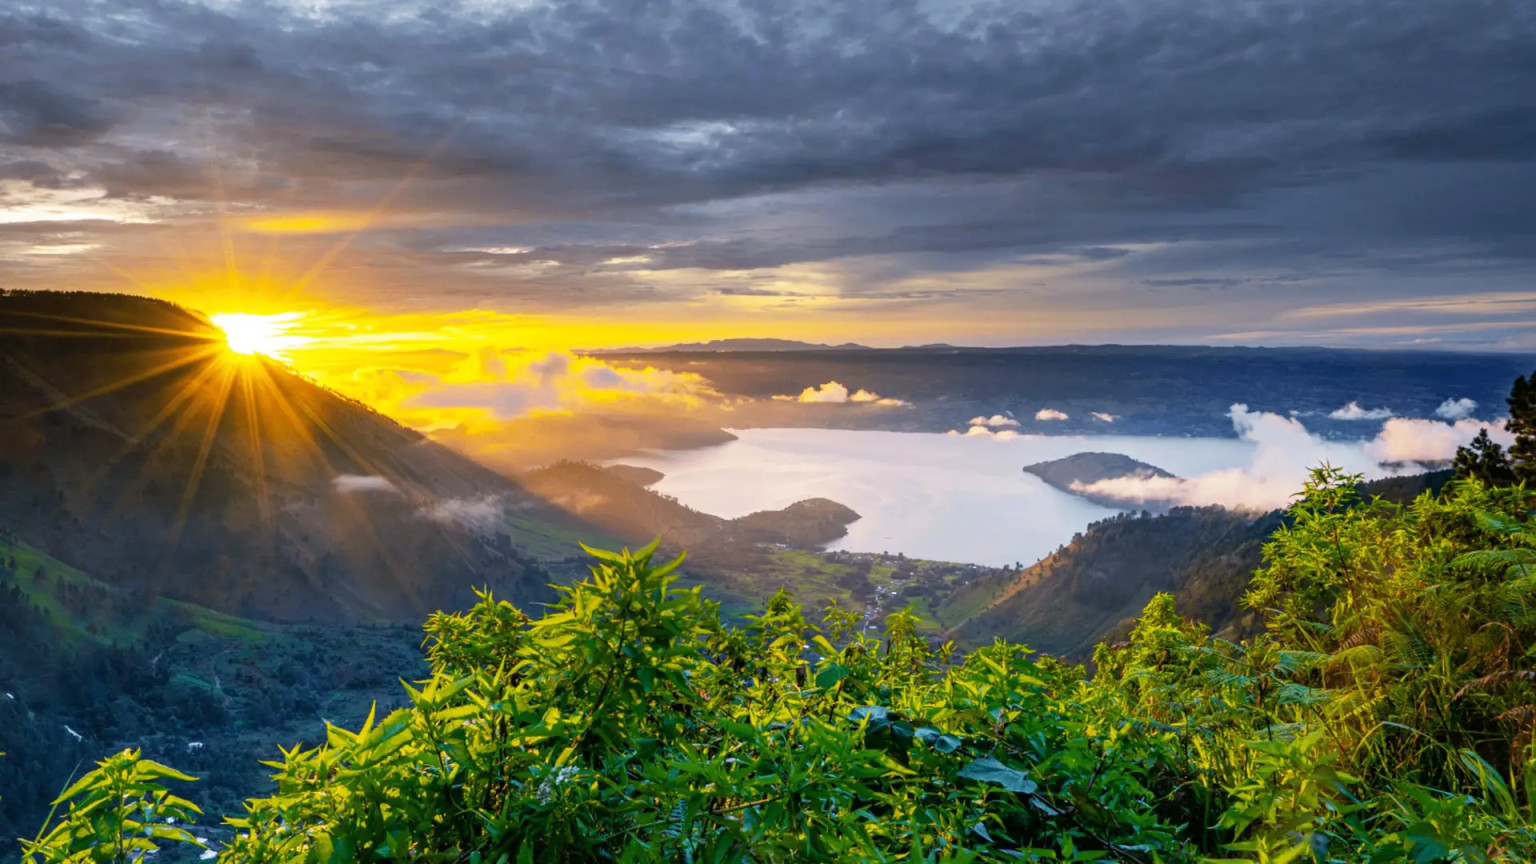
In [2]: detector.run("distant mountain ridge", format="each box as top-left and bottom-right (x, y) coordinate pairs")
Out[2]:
(592, 338), (871, 353)
(597, 344), (1533, 440)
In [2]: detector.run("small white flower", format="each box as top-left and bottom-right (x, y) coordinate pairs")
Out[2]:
(535, 766), (580, 803)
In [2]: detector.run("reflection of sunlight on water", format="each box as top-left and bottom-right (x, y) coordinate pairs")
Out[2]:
(616, 428), (1263, 567)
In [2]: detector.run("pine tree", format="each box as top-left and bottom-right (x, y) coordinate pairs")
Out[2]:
(1510, 372), (1536, 481)
(1454, 370), (1535, 486)
(1455, 429), (1516, 486)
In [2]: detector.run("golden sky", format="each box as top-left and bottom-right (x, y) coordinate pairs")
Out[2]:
(5, 0), (1535, 357)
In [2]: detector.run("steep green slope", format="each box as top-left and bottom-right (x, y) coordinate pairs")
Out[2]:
(941, 471), (1456, 659)
(0, 530), (425, 848)
(0, 290), (560, 623)
(942, 506), (1279, 658)
(0, 532), (263, 646)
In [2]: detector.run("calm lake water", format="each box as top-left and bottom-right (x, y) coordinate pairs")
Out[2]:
(615, 428), (1261, 567)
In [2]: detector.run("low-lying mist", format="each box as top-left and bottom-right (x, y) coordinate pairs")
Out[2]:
(1073, 404), (1509, 511)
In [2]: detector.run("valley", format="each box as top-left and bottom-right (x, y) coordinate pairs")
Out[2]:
(0, 291), (1527, 857)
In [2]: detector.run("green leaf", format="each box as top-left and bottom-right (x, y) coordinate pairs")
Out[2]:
(848, 706), (888, 727)
(329, 835), (358, 864)
(135, 759), (198, 780)
(580, 544), (625, 563)
(652, 552), (686, 579)
(816, 664), (849, 689)
(50, 771), (103, 807)
(307, 833), (334, 864)
(719, 719), (759, 741)
(635, 537), (662, 559)
(957, 756), (1038, 793)
(914, 727), (962, 754)
(145, 825), (199, 844)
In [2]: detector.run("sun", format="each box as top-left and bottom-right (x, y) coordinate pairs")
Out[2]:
(211, 312), (310, 361)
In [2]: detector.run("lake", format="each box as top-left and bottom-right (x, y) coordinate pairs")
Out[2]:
(614, 428), (1264, 567)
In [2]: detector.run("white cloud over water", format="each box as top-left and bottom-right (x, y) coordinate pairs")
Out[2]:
(1434, 397), (1478, 420)
(774, 381), (908, 406)
(1328, 401), (1393, 420)
(968, 414), (1019, 427)
(1367, 417), (1512, 463)
(1035, 408), (1069, 421)
(783, 381), (850, 403)
(1071, 404), (1510, 512)
(954, 424), (1019, 439)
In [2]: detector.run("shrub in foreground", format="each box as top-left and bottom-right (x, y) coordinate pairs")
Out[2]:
(24, 471), (1536, 862)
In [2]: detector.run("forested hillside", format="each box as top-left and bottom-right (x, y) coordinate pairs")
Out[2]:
(0, 528), (429, 846)
(21, 469), (1536, 862)
(0, 291), (559, 623)
(941, 505), (1280, 657)
(940, 471), (1454, 659)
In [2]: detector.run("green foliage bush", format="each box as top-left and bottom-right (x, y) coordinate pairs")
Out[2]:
(20, 749), (203, 863)
(25, 471), (1536, 862)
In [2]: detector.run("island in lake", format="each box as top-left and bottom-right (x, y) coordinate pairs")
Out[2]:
(1023, 452), (1178, 511)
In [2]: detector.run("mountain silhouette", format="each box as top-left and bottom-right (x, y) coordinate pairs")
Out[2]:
(0, 290), (559, 622)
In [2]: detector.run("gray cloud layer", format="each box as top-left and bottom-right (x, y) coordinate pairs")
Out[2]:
(2, 0), (1535, 346)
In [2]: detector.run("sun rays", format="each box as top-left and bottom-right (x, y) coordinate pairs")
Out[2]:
(211, 312), (312, 360)
(0, 296), (426, 593)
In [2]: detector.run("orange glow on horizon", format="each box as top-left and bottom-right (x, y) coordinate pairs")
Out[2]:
(240, 212), (381, 235)
(140, 259), (1055, 451)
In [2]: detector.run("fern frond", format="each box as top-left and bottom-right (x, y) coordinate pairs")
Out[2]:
(1455, 669), (1536, 700)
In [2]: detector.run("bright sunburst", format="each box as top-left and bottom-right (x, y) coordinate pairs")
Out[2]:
(211, 312), (310, 360)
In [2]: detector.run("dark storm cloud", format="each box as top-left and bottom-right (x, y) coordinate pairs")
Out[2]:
(0, 159), (63, 183)
(2, 0), (1534, 341)
(440, 218), (1267, 274)
(0, 80), (114, 146)
(1378, 109), (1536, 163)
